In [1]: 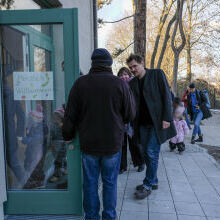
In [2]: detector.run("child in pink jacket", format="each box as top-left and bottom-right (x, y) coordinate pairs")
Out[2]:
(169, 97), (189, 154)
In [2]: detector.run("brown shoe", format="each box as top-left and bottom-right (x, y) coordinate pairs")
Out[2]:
(135, 187), (151, 199)
(136, 184), (158, 191)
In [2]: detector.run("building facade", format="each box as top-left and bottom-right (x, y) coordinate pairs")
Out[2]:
(0, 0), (95, 218)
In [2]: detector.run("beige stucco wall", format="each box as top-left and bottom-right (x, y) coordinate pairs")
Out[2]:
(0, 85), (7, 220)
(60, 0), (94, 74)
(0, 1), (94, 218)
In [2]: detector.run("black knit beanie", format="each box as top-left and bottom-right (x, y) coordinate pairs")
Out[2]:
(189, 83), (195, 89)
(91, 48), (113, 67)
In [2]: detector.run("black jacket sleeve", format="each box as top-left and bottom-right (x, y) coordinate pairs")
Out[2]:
(121, 81), (136, 124)
(62, 79), (81, 141)
(158, 69), (173, 122)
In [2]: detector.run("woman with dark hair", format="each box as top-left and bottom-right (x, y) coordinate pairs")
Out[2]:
(117, 67), (145, 174)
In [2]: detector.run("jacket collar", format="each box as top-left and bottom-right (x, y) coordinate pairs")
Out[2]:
(89, 65), (113, 75)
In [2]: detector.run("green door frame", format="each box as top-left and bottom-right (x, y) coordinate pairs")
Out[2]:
(12, 25), (54, 72)
(12, 25), (55, 111)
(0, 9), (82, 215)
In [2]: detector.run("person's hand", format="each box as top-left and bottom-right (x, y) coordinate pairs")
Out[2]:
(195, 105), (199, 109)
(162, 121), (170, 129)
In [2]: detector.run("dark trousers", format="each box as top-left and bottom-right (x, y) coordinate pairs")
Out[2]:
(120, 133), (145, 171)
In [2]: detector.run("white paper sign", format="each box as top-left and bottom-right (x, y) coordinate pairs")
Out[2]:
(13, 72), (54, 100)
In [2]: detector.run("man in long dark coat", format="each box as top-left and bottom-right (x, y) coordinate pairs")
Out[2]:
(127, 54), (176, 199)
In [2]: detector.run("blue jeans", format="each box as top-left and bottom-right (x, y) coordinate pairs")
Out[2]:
(140, 125), (161, 190)
(192, 110), (203, 136)
(82, 151), (121, 220)
(184, 108), (191, 129)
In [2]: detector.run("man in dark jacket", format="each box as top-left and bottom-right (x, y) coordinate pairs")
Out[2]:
(187, 83), (212, 144)
(126, 54), (176, 200)
(62, 48), (136, 220)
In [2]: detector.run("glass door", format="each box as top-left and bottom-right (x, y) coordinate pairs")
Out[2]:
(0, 9), (82, 215)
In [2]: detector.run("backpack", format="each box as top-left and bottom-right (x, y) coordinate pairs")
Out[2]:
(200, 90), (211, 109)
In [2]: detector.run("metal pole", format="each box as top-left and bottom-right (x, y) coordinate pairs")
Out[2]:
(93, 0), (98, 49)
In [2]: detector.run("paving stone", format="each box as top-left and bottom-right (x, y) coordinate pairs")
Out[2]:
(149, 212), (177, 220)
(207, 217), (220, 220)
(171, 190), (198, 203)
(169, 181), (193, 192)
(126, 177), (144, 190)
(178, 215), (207, 220)
(116, 197), (123, 211)
(148, 188), (172, 201)
(118, 176), (128, 188)
(148, 200), (175, 214)
(175, 201), (205, 216)
(200, 203), (220, 217)
(127, 171), (145, 181)
(120, 210), (148, 220)
(187, 175), (210, 186)
(122, 198), (148, 212)
(195, 191), (220, 205)
(168, 174), (189, 183)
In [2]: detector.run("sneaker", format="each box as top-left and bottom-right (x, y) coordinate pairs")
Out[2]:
(191, 136), (196, 144)
(137, 164), (145, 172)
(136, 184), (158, 191)
(195, 135), (203, 142)
(135, 187), (151, 199)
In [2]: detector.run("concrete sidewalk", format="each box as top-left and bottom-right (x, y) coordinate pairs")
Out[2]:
(117, 141), (220, 220)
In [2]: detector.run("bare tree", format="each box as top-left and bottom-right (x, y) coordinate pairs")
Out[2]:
(105, 13), (134, 70)
(171, 0), (186, 94)
(133, 0), (147, 63)
(97, 0), (113, 9)
(0, 0), (14, 9)
(157, 13), (176, 68)
(150, 0), (175, 68)
(183, 0), (220, 82)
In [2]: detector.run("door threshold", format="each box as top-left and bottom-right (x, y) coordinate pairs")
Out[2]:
(5, 215), (83, 220)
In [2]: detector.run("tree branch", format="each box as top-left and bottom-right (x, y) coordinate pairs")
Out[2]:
(99, 14), (135, 24)
(112, 41), (135, 58)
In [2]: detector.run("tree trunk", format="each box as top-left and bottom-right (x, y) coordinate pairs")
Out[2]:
(186, 35), (192, 82)
(185, 0), (194, 83)
(172, 53), (179, 94)
(171, 0), (186, 95)
(133, 0), (147, 64)
(150, 0), (174, 68)
(157, 13), (176, 68)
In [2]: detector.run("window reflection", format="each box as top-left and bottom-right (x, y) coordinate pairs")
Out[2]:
(1, 24), (67, 191)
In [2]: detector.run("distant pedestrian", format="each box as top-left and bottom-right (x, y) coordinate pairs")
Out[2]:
(117, 67), (145, 174)
(127, 54), (176, 200)
(169, 97), (189, 155)
(181, 87), (191, 129)
(62, 48), (136, 220)
(187, 83), (212, 144)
